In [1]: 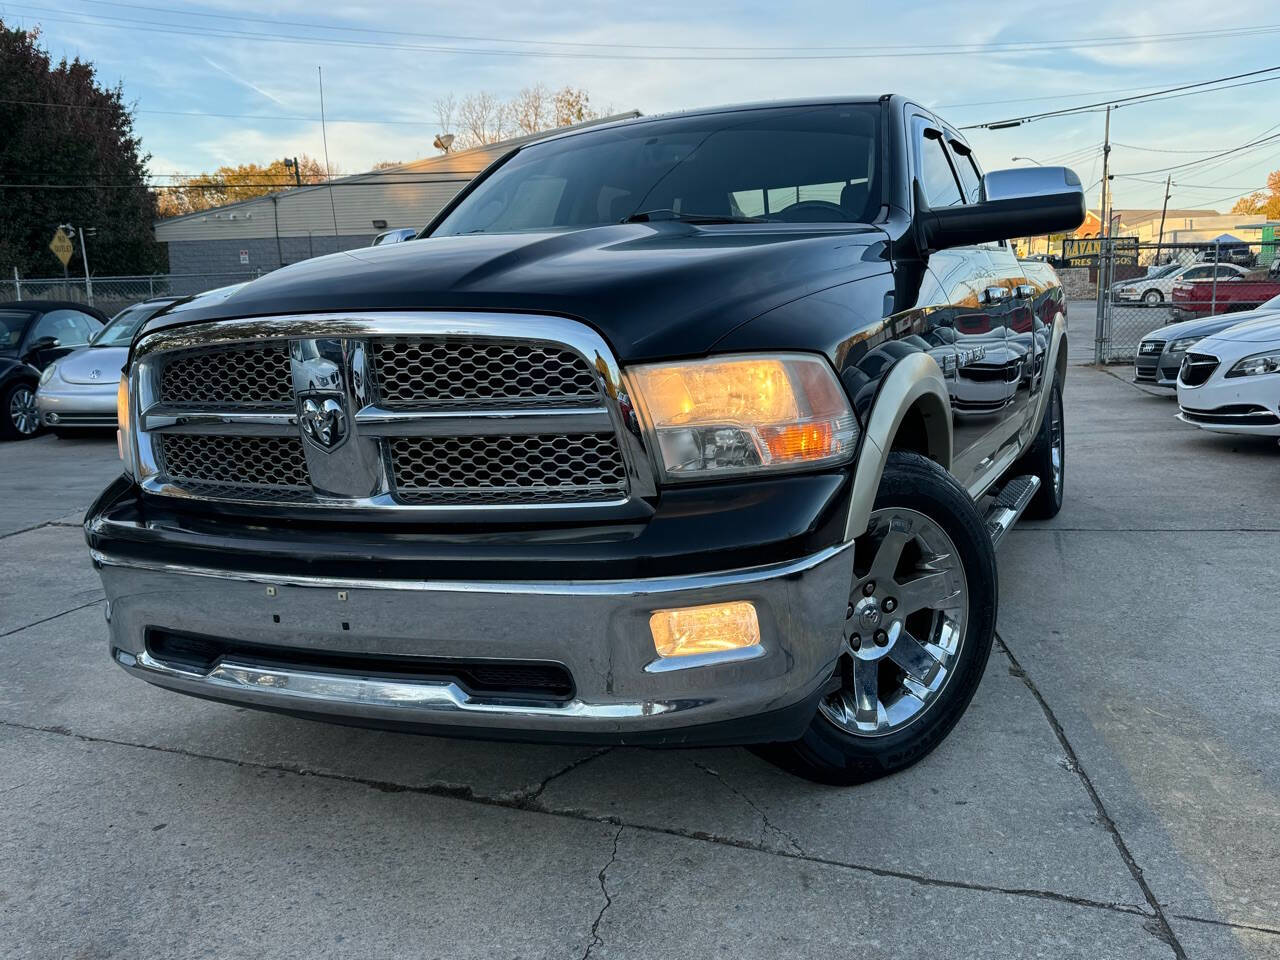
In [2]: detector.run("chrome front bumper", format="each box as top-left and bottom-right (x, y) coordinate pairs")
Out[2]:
(94, 543), (854, 743)
(37, 386), (117, 427)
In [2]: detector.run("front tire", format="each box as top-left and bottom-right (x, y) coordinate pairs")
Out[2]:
(1, 382), (41, 440)
(760, 452), (997, 785)
(1019, 379), (1065, 520)
(1142, 289), (1163, 305)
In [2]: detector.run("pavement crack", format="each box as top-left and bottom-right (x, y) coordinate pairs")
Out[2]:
(996, 631), (1188, 960)
(513, 747), (612, 808)
(0, 598), (104, 639)
(2, 717), (1154, 922)
(580, 825), (623, 960)
(691, 758), (804, 855)
(0, 520), (52, 541)
(1170, 914), (1280, 938)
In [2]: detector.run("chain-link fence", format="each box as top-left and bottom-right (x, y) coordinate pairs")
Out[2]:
(1092, 237), (1279, 363)
(0, 271), (264, 319)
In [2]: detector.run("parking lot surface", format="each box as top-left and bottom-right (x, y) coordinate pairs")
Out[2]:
(1, 306), (1276, 959)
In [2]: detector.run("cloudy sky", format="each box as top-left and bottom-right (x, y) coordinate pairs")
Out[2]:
(16, 0), (1280, 213)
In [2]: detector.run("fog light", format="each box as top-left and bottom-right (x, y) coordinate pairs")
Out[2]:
(46, 413), (59, 424)
(649, 601), (760, 658)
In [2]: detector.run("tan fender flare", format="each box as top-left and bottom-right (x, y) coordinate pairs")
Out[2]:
(1026, 312), (1067, 446)
(843, 352), (953, 541)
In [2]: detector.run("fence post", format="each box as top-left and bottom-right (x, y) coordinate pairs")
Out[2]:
(12, 267), (20, 301)
(1093, 238), (1108, 364)
(1210, 241), (1220, 315)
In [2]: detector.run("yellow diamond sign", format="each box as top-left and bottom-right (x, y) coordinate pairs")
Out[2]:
(49, 230), (74, 268)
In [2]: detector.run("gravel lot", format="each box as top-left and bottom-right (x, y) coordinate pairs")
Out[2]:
(1, 306), (1277, 959)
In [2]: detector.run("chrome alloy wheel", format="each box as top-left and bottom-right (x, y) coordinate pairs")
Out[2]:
(8, 385), (39, 436)
(819, 508), (968, 737)
(1049, 387), (1064, 499)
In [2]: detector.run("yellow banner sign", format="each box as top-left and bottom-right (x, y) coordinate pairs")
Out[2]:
(49, 230), (74, 268)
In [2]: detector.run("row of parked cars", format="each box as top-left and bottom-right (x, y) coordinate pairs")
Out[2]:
(1135, 292), (1280, 442)
(0, 289), (239, 440)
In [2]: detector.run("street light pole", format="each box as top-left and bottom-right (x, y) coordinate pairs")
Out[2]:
(1011, 156), (1044, 165)
(1094, 104), (1112, 365)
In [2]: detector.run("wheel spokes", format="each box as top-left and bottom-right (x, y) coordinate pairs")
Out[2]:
(887, 629), (942, 685)
(867, 523), (912, 582)
(894, 568), (960, 617)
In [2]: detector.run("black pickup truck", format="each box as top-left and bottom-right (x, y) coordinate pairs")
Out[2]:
(88, 96), (1084, 784)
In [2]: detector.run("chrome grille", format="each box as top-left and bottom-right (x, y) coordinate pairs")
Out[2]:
(133, 314), (648, 511)
(389, 433), (627, 504)
(1179, 352), (1219, 387)
(160, 343), (293, 408)
(372, 338), (600, 408)
(159, 435), (310, 489)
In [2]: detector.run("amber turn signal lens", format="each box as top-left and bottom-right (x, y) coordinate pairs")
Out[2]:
(649, 601), (761, 658)
(626, 353), (858, 481)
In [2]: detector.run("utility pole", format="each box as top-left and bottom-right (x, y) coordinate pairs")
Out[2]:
(1155, 174), (1172, 266)
(1094, 104), (1112, 364)
(284, 156), (302, 188)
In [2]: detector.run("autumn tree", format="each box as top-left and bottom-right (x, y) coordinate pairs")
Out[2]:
(1232, 169), (1280, 220)
(154, 155), (331, 218)
(0, 22), (165, 276)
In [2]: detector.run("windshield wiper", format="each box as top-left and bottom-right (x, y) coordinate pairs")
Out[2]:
(622, 208), (766, 225)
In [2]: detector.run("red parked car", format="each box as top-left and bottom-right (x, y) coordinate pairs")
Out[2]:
(1171, 261), (1280, 320)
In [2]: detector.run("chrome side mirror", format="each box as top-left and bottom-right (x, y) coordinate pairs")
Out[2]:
(920, 166), (1086, 251)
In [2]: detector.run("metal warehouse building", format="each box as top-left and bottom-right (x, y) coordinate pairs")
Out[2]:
(154, 112), (640, 280)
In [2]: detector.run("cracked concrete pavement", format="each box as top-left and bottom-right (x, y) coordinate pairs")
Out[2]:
(0, 305), (1276, 958)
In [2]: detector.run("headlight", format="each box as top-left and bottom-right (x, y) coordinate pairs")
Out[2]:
(116, 373), (135, 476)
(1168, 337), (1200, 353)
(1226, 350), (1280, 378)
(39, 363), (58, 386)
(627, 353), (858, 481)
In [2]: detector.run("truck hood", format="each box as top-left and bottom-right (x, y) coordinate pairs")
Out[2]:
(55, 346), (127, 385)
(138, 223), (889, 361)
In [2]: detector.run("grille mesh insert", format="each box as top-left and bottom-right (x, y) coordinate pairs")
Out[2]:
(159, 434), (310, 490)
(160, 344), (293, 408)
(372, 339), (600, 408)
(389, 433), (627, 504)
(1179, 353), (1219, 387)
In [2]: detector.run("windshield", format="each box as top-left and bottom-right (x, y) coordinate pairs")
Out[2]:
(432, 104), (882, 237)
(0, 310), (32, 351)
(92, 301), (168, 347)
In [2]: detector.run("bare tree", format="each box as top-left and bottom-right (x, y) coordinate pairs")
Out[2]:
(433, 93), (458, 152)
(456, 91), (512, 149)
(431, 85), (605, 152)
(511, 83), (552, 137)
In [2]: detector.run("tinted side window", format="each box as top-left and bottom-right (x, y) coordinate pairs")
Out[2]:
(30, 310), (94, 346)
(951, 143), (983, 204)
(916, 127), (963, 209)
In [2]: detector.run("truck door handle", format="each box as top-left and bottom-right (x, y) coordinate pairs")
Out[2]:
(981, 286), (1011, 304)
(1014, 284), (1036, 299)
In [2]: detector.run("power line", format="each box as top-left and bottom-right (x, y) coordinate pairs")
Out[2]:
(0, 96), (436, 126)
(17, 5), (1280, 62)
(0, 178), (476, 190)
(1114, 131), (1280, 176)
(962, 65), (1280, 129)
(63, 0), (1280, 55)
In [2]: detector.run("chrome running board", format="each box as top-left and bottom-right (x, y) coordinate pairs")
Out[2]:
(984, 474), (1040, 550)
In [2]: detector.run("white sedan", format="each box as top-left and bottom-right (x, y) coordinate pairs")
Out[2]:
(1176, 313), (1280, 438)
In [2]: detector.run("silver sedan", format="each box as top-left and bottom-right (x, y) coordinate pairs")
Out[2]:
(36, 297), (178, 433)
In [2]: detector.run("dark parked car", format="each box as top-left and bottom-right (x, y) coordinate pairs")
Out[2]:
(90, 96), (1084, 784)
(0, 300), (107, 438)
